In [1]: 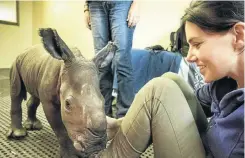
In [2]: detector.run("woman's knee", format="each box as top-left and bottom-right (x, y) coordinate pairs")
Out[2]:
(161, 72), (195, 100)
(141, 76), (182, 104)
(161, 72), (188, 88)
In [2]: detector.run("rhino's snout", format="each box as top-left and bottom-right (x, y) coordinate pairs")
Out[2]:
(72, 129), (107, 155)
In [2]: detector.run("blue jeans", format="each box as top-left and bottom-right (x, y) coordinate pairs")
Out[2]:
(89, 1), (135, 118)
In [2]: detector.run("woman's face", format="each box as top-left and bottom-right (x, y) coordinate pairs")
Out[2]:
(185, 21), (235, 83)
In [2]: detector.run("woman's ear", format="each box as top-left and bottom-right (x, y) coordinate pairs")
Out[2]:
(232, 22), (244, 53)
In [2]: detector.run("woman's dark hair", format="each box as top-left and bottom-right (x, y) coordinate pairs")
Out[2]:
(181, 1), (244, 32)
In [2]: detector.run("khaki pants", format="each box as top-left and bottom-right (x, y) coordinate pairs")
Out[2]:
(101, 72), (208, 158)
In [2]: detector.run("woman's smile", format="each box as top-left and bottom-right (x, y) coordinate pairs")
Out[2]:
(198, 65), (206, 73)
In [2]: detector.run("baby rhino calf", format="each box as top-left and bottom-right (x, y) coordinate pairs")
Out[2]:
(6, 28), (116, 158)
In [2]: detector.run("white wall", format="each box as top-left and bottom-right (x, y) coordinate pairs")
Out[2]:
(134, 0), (191, 49)
(0, 1), (33, 68)
(32, 1), (95, 59)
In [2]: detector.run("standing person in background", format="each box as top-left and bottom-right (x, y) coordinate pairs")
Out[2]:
(84, 0), (140, 118)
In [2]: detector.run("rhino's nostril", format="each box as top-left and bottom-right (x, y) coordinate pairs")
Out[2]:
(74, 141), (84, 151)
(77, 135), (83, 142)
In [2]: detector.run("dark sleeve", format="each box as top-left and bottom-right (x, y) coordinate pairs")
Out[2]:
(195, 83), (212, 117)
(195, 84), (212, 107)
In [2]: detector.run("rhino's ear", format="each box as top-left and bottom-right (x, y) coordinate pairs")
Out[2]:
(39, 28), (75, 62)
(92, 41), (117, 69)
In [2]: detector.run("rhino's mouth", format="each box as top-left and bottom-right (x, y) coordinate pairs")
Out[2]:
(71, 128), (107, 156)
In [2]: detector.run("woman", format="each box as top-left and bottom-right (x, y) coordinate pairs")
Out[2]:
(100, 1), (244, 157)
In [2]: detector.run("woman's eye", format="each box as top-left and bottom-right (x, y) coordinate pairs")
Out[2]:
(193, 43), (202, 49)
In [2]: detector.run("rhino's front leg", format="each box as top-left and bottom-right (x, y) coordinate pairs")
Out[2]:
(42, 102), (82, 158)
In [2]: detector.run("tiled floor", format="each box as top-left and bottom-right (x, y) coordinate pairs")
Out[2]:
(0, 71), (154, 158)
(0, 70), (61, 157)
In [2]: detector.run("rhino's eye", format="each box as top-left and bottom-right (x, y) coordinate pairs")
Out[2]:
(65, 99), (72, 112)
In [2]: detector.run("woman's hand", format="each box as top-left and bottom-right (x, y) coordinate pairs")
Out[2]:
(84, 10), (91, 30)
(127, 1), (140, 28)
(106, 116), (123, 141)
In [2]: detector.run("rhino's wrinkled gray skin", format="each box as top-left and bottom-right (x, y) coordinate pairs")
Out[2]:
(6, 28), (117, 158)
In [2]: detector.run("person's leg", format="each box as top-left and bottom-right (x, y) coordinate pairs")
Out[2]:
(89, 1), (110, 54)
(89, 1), (113, 115)
(162, 72), (208, 135)
(101, 75), (206, 158)
(109, 1), (135, 118)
